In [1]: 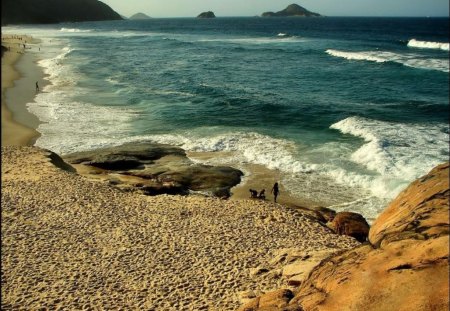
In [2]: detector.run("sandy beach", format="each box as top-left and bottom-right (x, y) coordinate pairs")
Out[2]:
(1, 34), (43, 146)
(1, 146), (359, 310)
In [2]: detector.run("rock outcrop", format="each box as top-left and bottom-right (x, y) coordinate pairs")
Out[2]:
(129, 12), (151, 20)
(369, 162), (449, 247)
(327, 211), (370, 242)
(63, 142), (243, 198)
(239, 162), (450, 311)
(1, 0), (122, 25)
(262, 4), (320, 17)
(197, 11), (216, 18)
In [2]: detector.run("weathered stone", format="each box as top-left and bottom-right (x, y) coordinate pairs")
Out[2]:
(327, 211), (370, 242)
(238, 289), (300, 311)
(63, 142), (243, 198)
(369, 162), (449, 247)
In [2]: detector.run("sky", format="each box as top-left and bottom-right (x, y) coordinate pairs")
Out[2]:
(100, 0), (450, 18)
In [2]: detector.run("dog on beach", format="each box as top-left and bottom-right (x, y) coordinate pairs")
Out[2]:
(249, 189), (258, 198)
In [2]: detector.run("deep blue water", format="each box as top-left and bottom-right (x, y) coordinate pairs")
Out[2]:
(3, 17), (449, 220)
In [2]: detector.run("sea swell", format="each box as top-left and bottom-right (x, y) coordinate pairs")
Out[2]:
(326, 49), (449, 72)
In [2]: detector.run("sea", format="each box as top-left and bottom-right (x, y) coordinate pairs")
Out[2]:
(3, 17), (449, 221)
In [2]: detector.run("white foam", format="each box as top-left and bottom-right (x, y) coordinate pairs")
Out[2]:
(330, 116), (449, 196)
(137, 132), (317, 174)
(326, 49), (449, 72)
(326, 49), (394, 63)
(60, 28), (92, 33)
(198, 36), (305, 45)
(407, 39), (449, 51)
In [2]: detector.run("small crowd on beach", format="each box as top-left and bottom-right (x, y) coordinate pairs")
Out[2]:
(249, 182), (280, 202)
(1, 34), (40, 54)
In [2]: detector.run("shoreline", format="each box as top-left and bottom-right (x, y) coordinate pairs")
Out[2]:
(1, 34), (44, 146)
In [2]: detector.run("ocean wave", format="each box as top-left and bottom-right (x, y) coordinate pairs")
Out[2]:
(198, 36), (304, 45)
(407, 39), (449, 51)
(38, 45), (78, 87)
(330, 116), (449, 186)
(326, 49), (449, 72)
(60, 28), (92, 33)
(326, 49), (393, 63)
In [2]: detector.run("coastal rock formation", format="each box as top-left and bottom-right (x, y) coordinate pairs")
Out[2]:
(369, 162), (449, 247)
(327, 211), (370, 242)
(63, 142), (243, 198)
(129, 13), (151, 20)
(197, 11), (216, 18)
(262, 4), (320, 17)
(240, 162), (450, 311)
(1, 0), (122, 25)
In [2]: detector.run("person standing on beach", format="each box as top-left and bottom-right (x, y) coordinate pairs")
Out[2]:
(271, 182), (280, 203)
(35, 81), (39, 92)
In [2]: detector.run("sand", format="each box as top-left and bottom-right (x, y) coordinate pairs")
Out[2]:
(1, 34), (43, 146)
(1, 146), (359, 310)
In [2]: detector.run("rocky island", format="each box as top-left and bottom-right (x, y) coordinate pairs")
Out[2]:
(262, 3), (320, 17)
(129, 12), (151, 20)
(197, 11), (216, 18)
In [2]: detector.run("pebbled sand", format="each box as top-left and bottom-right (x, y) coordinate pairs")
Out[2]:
(1, 146), (360, 310)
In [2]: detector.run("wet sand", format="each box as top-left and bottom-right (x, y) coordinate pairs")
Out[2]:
(1, 34), (43, 146)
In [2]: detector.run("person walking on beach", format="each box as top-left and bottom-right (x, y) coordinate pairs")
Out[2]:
(35, 81), (39, 92)
(271, 182), (280, 203)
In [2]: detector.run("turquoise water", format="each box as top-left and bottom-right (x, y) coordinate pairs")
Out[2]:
(3, 17), (449, 220)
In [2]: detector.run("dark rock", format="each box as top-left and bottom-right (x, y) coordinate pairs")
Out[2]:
(197, 11), (216, 18)
(1, 45), (8, 57)
(63, 142), (243, 198)
(63, 142), (185, 170)
(1, 0), (122, 25)
(262, 3), (320, 17)
(327, 211), (370, 242)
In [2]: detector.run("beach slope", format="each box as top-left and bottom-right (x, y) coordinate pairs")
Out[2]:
(1, 146), (359, 310)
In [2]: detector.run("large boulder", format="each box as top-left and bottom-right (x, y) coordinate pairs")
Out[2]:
(327, 212), (370, 242)
(239, 162), (450, 311)
(63, 142), (243, 198)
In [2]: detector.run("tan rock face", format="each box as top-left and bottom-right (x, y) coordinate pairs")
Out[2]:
(369, 162), (449, 247)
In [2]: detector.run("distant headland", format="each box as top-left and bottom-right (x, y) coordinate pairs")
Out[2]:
(262, 3), (321, 17)
(1, 0), (122, 25)
(197, 11), (216, 18)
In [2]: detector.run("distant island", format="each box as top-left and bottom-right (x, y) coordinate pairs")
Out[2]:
(197, 11), (216, 18)
(262, 3), (320, 17)
(1, 0), (122, 25)
(129, 13), (151, 20)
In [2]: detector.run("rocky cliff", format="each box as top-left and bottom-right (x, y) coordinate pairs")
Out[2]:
(239, 162), (450, 310)
(1, 0), (122, 25)
(262, 4), (320, 17)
